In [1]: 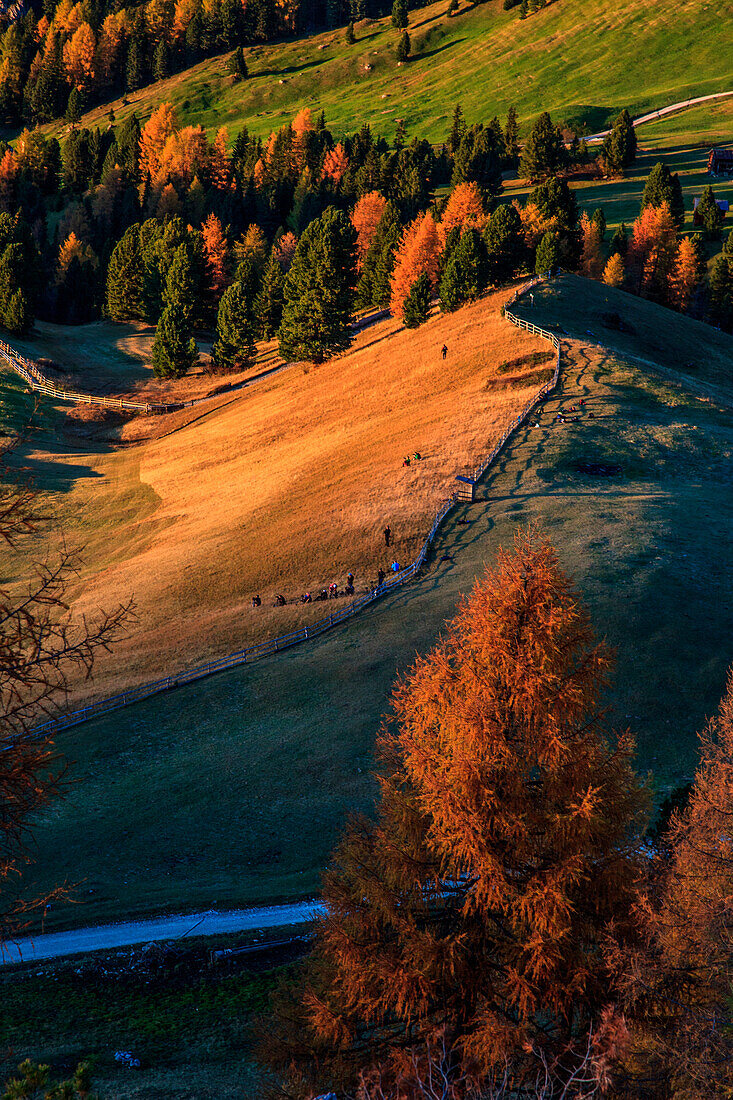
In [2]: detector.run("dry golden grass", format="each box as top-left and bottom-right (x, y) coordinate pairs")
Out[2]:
(24, 288), (546, 700)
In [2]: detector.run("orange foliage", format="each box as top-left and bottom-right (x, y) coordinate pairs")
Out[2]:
(602, 252), (625, 289)
(274, 231), (298, 271)
(234, 224), (268, 269)
(517, 201), (559, 251)
(351, 191), (387, 268)
(322, 143), (349, 185)
(138, 102), (178, 181)
(292, 107), (315, 168)
(295, 532), (647, 1096)
(202, 213), (229, 301)
(627, 202), (678, 299)
(0, 149), (18, 215)
(96, 13), (125, 87)
(156, 124), (208, 188)
(390, 212), (441, 316)
(579, 212), (603, 279)
(671, 236), (703, 312)
(209, 127), (230, 191)
(440, 181), (486, 241)
(62, 22), (96, 89)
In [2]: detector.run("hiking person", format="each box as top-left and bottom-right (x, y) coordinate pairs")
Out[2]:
(391, 561), (400, 573)
(384, 525), (391, 547)
(378, 567), (386, 585)
(347, 572), (354, 588)
(441, 344), (448, 360)
(252, 595), (261, 608)
(403, 456), (411, 467)
(412, 451), (421, 460)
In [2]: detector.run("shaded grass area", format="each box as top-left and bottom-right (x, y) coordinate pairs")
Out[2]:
(21, 276), (733, 933)
(0, 940), (293, 1098)
(38, 0), (730, 145)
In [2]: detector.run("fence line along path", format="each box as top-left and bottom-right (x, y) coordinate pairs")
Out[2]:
(32, 278), (562, 737)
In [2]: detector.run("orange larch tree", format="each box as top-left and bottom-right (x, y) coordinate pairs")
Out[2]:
(440, 180), (487, 242)
(627, 202), (678, 301)
(351, 191), (387, 269)
(62, 21), (96, 90)
(322, 143), (349, 186)
(264, 532), (648, 1100)
(138, 102), (178, 181)
(580, 211), (604, 279)
(201, 212), (229, 317)
(390, 211), (441, 317)
(0, 150), (18, 215)
(209, 126), (230, 192)
(671, 235), (705, 313)
(602, 252), (626, 289)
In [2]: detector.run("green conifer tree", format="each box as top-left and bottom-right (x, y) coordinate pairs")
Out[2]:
(229, 46), (248, 80)
(484, 202), (524, 283)
(641, 162), (685, 229)
(391, 0), (408, 28)
(697, 185), (722, 240)
(708, 254), (732, 330)
(520, 111), (566, 180)
(357, 202), (401, 309)
(396, 29), (411, 62)
(402, 271), (431, 327)
(535, 229), (560, 274)
(601, 109), (637, 174)
(3, 287), (32, 335)
(504, 105), (520, 165)
(152, 301), (198, 378)
(345, 20), (355, 43)
(439, 227), (486, 312)
(153, 39), (171, 81)
(591, 207), (606, 240)
(278, 206), (357, 363)
(105, 225), (145, 321)
(609, 222), (628, 257)
(65, 86), (82, 124)
(448, 104), (466, 154)
(212, 281), (256, 372)
(256, 255), (284, 339)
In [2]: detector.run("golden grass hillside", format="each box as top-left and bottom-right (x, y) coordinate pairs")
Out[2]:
(16, 288), (548, 700)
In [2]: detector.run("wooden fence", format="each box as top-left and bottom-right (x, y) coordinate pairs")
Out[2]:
(30, 277), (561, 735)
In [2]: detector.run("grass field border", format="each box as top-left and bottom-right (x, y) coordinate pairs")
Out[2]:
(32, 278), (559, 738)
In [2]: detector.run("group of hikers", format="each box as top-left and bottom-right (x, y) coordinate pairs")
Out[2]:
(251, 524), (405, 611)
(402, 452), (422, 467)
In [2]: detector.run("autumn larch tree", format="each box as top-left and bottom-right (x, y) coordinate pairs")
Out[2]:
(263, 532), (648, 1099)
(627, 201), (678, 302)
(201, 212), (229, 324)
(440, 180), (487, 241)
(641, 161), (685, 230)
(580, 211), (604, 279)
(278, 206), (357, 363)
(671, 234), (706, 313)
(351, 191), (388, 270)
(602, 252), (626, 289)
(390, 210), (441, 317)
(619, 671), (733, 1097)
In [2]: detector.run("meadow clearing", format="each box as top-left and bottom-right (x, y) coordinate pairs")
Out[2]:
(3, 287), (547, 703)
(39, 0), (729, 146)
(18, 276), (733, 935)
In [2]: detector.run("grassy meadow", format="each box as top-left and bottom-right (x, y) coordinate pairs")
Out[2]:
(43, 0), (730, 146)
(19, 276), (733, 933)
(4, 289), (546, 702)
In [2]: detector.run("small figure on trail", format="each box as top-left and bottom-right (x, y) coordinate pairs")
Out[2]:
(252, 594), (261, 608)
(275, 593), (286, 606)
(329, 582), (338, 598)
(579, 399), (585, 406)
(316, 589), (328, 601)
(347, 572), (354, 588)
(403, 456), (411, 467)
(412, 451), (421, 461)
(441, 344), (448, 360)
(384, 525), (391, 547)
(457, 516), (470, 526)
(301, 592), (312, 603)
(378, 567), (386, 585)
(588, 412), (595, 418)
(391, 561), (400, 573)
(529, 293), (535, 307)
(345, 583), (355, 596)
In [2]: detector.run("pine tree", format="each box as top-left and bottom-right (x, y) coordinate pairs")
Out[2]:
(153, 39), (170, 82)
(392, 0), (408, 28)
(535, 228), (560, 274)
(696, 184), (722, 240)
(396, 29), (411, 62)
(402, 270), (431, 326)
(2, 287), (32, 335)
(357, 201), (401, 309)
(393, 118), (407, 150)
(255, 255), (284, 339)
(105, 224), (144, 320)
(504, 104), (520, 165)
(125, 35), (145, 92)
(228, 46), (248, 81)
(530, 175), (577, 228)
(345, 20), (355, 43)
(65, 86), (82, 125)
(707, 254), (732, 329)
(451, 124), (503, 202)
(520, 111), (567, 180)
(278, 206), (357, 363)
(439, 227), (486, 311)
(484, 202), (524, 283)
(609, 222), (628, 257)
(591, 207), (606, 240)
(212, 281), (256, 372)
(448, 103), (466, 155)
(152, 301), (197, 378)
(641, 162), (685, 229)
(266, 533), (648, 1099)
(601, 109), (637, 175)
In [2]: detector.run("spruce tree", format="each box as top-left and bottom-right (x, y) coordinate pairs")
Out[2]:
(520, 111), (567, 180)
(535, 228), (560, 274)
(65, 86), (82, 125)
(3, 287), (32, 335)
(278, 206), (357, 363)
(396, 29), (411, 62)
(530, 175), (578, 228)
(152, 301), (198, 378)
(358, 201), (401, 308)
(402, 270), (431, 327)
(105, 225), (145, 320)
(255, 255), (284, 339)
(448, 103), (466, 154)
(391, 0), (408, 28)
(345, 20), (355, 43)
(265, 533), (647, 1099)
(601, 109), (637, 174)
(439, 227), (486, 312)
(484, 202), (524, 283)
(228, 46), (248, 80)
(609, 222), (628, 257)
(212, 281), (256, 372)
(708, 254), (732, 330)
(504, 105), (519, 165)
(153, 39), (170, 81)
(591, 206), (606, 240)
(641, 162), (685, 229)
(697, 184), (722, 239)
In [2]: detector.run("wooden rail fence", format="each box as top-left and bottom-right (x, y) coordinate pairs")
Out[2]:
(28, 277), (561, 736)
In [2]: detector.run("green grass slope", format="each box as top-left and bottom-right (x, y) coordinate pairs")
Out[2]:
(58, 0), (730, 143)
(22, 276), (733, 932)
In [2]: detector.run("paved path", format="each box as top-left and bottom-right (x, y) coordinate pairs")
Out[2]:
(587, 89), (733, 142)
(2, 900), (327, 965)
